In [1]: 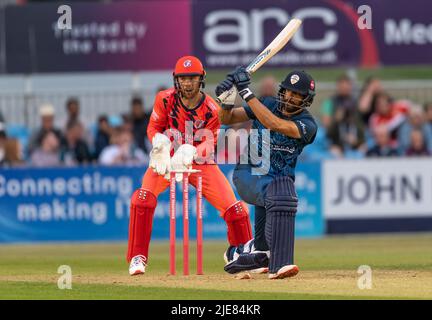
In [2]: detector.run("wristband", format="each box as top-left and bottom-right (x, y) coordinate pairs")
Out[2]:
(238, 88), (255, 102)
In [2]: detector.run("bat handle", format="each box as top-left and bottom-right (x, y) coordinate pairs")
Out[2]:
(216, 86), (236, 104)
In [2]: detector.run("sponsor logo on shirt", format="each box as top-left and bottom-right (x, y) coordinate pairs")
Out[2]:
(297, 120), (307, 135)
(271, 144), (296, 153)
(194, 119), (205, 129)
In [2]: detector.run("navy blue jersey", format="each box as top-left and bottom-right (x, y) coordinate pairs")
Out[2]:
(242, 97), (317, 178)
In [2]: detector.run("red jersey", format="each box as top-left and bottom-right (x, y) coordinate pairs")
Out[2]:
(147, 88), (221, 162)
(369, 100), (410, 145)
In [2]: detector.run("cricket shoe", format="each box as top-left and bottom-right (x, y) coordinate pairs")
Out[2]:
(224, 245), (238, 265)
(129, 255), (146, 276)
(268, 264), (299, 280)
(224, 251), (269, 274)
(223, 239), (260, 264)
(224, 240), (269, 274)
(224, 249), (268, 274)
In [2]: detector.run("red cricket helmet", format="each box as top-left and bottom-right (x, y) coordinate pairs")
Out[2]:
(173, 56), (206, 89)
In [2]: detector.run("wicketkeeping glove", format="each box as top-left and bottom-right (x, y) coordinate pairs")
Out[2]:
(149, 133), (171, 176)
(170, 144), (197, 182)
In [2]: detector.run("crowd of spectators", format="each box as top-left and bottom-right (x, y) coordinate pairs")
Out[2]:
(0, 96), (151, 167)
(320, 75), (432, 159)
(1, 75), (432, 168)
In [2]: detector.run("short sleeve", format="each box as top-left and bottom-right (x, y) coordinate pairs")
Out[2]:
(147, 91), (168, 142)
(293, 117), (318, 145)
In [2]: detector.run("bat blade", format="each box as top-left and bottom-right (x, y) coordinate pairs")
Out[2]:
(246, 18), (302, 74)
(216, 18), (302, 103)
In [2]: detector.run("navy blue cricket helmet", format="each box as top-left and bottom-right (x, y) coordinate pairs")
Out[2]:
(278, 70), (316, 108)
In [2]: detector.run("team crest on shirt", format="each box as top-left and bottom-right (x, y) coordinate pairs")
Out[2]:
(194, 119), (205, 129)
(290, 74), (300, 84)
(183, 60), (192, 67)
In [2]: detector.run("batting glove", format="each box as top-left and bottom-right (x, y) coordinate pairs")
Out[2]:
(229, 66), (255, 102)
(215, 78), (238, 110)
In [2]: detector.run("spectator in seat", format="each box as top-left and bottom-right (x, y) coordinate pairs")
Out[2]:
(398, 104), (432, 154)
(327, 106), (366, 157)
(28, 104), (63, 153)
(30, 131), (62, 167)
(358, 76), (383, 125)
(366, 125), (398, 157)
(320, 74), (356, 129)
(257, 76), (277, 100)
(99, 127), (148, 166)
(424, 102), (432, 127)
(94, 115), (112, 159)
(0, 129), (9, 167)
(122, 113), (133, 133)
(61, 120), (93, 166)
(368, 92), (409, 146)
(130, 97), (150, 154)
(0, 124), (22, 167)
(65, 98), (81, 128)
(405, 129), (430, 156)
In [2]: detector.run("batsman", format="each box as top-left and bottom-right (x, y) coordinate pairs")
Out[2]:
(127, 56), (252, 275)
(216, 67), (317, 279)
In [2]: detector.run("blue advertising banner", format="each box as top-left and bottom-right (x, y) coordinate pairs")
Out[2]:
(294, 162), (323, 237)
(0, 163), (322, 243)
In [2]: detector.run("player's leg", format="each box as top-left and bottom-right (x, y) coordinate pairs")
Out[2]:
(223, 206), (270, 274)
(189, 164), (252, 247)
(223, 165), (273, 274)
(264, 176), (299, 279)
(254, 206), (269, 251)
(232, 164), (268, 207)
(232, 164), (273, 247)
(127, 168), (169, 275)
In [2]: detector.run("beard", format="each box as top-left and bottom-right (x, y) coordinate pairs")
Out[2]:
(279, 102), (303, 116)
(277, 97), (303, 115)
(180, 86), (199, 99)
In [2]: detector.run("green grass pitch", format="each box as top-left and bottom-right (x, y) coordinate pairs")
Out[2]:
(1, 233), (431, 300)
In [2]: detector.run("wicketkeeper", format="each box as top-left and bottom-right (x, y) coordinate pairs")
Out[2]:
(127, 56), (252, 275)
(216, 67), (317, 279)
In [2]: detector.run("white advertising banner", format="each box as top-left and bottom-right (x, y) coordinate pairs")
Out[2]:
(323, 158), (432, 219)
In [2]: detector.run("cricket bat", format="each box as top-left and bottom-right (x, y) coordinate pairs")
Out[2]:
(216, 18), (302, 103)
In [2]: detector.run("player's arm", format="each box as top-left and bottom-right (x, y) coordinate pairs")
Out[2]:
(147, 92), (172, 176)
(215, 78), (251, 125)
(218, 107), (250, 125)
(215, 69), (298, 135)
(147, 92), (168, 143)
(246, 97), (301, 138)
(226, 66), (303, 138)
